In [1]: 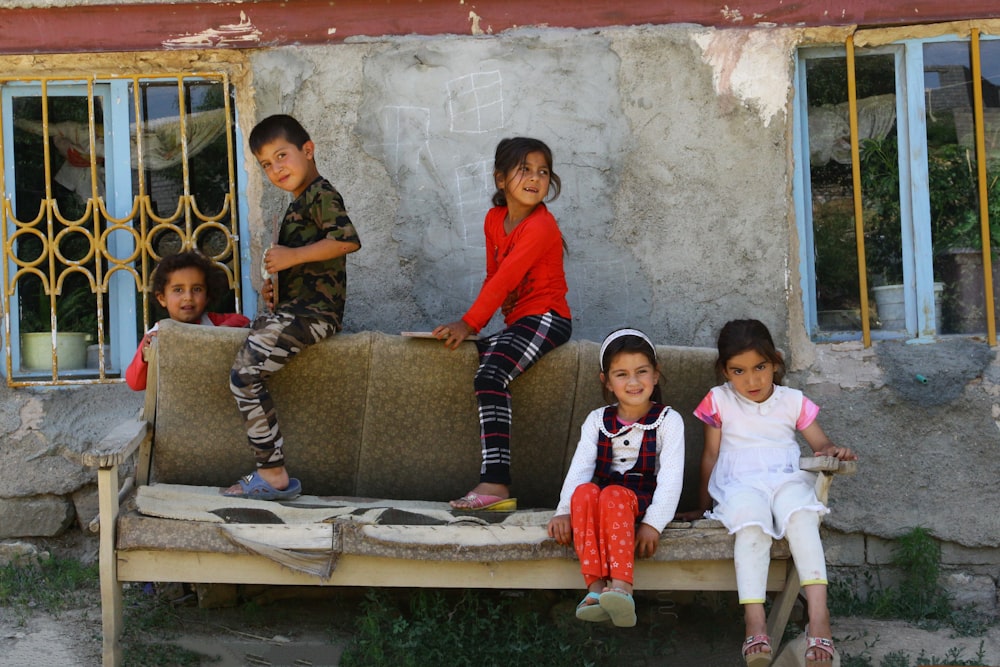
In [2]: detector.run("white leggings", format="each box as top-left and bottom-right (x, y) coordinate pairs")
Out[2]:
(734, 509), (828, 604)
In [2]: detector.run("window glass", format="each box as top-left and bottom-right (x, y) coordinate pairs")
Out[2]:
(2, 75), (242, 385)
(927, 41), (1000, 333)
(806, 54), (897, 332)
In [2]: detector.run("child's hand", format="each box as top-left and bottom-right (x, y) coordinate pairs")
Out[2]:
(261, 278), (275, 311)
(263, 245), (296, 275)
(432, 320), (474, 350)
(547, 514), (572, 545)
(141, 330), (157, 350)
(817, 444), (858, 461)
(635, 523), (660, 558)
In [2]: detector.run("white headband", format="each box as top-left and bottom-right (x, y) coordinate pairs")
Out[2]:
(599, 328), (656, 371)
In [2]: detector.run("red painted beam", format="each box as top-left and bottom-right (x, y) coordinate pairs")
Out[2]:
(0, 1), (999, 55)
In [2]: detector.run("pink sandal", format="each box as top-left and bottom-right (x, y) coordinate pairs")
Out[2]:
(805, 635), (835, 666)
(741, 634), (772, 667)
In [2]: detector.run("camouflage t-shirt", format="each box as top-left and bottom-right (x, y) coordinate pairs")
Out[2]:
(275, 176), (360, 329)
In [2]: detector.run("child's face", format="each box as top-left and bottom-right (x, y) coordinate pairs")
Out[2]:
(254, 138), (318, 198)
(602, 351), (659, 415)
(723, 348), (776, 403)
(496, 150), (550, 212)
(155, 266), (209, 324)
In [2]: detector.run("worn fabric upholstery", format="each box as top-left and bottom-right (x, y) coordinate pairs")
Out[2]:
(149, 322), (717, 510)
(153, 320), (371, 495)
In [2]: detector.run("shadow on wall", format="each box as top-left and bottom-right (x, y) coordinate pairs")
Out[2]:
(874, 338), (994, 406)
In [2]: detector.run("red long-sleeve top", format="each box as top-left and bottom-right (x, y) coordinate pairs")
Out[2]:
(124, 311), (250, 390)
(461, 204), (571, 332)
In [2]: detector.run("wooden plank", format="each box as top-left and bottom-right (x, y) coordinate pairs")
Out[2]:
(116, 550), (786, 592)
(97, 467), (122, 667)
(80, 420), (149, 468)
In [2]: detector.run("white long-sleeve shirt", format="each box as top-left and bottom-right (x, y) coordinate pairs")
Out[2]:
(554, 405), (685, 533)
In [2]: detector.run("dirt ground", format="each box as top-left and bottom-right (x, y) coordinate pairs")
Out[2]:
(3, 533), (999, 667)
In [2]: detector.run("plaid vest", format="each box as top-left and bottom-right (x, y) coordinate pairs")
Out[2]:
(593, 403), (672, 516)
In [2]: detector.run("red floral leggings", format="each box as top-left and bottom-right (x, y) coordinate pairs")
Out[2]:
(570, 483), (639, 587)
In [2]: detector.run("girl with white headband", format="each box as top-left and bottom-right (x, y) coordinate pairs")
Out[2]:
(689, 319), (857, 667)
(547, 328), (685, 627)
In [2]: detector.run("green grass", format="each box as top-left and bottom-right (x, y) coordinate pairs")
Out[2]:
(0, 559), (209, 665)
(0, 555), (97, 618)
(830, 527), (996, 667)
(340, 589), (621, 667)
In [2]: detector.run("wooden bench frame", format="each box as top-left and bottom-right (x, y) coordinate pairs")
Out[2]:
(82, 336), (854, 667)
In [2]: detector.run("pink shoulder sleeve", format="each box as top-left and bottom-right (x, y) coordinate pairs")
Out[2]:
(796, 395), (820, 430)
(693, 391), (722, 429)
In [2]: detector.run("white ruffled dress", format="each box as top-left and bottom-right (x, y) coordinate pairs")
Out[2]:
(694, 383), (828, 538)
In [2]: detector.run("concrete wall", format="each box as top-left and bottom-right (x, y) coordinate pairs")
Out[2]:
(1, 23), (998, 613)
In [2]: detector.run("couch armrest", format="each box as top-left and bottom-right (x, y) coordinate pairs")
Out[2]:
(80, 420), (150, 469)
(800, 455), (858, 475)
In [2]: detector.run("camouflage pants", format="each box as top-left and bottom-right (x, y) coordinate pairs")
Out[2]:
(230, 311), (337, 468)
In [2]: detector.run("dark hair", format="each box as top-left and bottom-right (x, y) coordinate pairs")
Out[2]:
(151, 250), (226, 304)
(492, 137), (561, 207)
(715, 319), (785, 384)
(600, 329), (663, 404)
(249, 114), (311, 154)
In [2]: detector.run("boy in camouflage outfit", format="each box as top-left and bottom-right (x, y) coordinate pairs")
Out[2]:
(225, 114), (361, 500)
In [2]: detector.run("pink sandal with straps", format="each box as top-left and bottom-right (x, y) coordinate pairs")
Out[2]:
(741, 634), (772, 667)
(805, 635), (835, 666)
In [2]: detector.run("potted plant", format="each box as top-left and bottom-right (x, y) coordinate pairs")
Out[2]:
(19, 275), (98, 371)
(862, 136), (952, 331)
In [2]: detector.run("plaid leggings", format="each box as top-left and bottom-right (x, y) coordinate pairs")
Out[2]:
(230, 311), (337, 468)
(473, 311), (572, 485)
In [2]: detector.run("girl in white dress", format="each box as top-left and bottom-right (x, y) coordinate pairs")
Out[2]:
(689, 319), (857, 667)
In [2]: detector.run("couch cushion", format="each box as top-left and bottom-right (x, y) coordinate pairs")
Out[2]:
(152, 320), (372, 495)
(354, 334), (580, 509)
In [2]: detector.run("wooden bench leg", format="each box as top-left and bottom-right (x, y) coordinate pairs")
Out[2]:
(766, 559), (800, 650)
(97, 466), (123, 667)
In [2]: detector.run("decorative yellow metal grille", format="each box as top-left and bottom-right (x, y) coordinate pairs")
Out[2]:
(0, 73), (242, 385)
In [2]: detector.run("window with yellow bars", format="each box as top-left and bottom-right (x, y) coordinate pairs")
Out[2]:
(0, 73), (245, 385)
(797, 28), (1000, 347)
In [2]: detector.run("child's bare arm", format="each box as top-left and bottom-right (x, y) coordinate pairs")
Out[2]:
(676, 423), (721, 521)
(800, 421), (858, 460)
(264, 238), (360, 274)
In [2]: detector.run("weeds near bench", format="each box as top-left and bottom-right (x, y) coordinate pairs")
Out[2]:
(0, 555), (97, 618)
(831, 527), (995, 667)
(341, 589), (620, 667)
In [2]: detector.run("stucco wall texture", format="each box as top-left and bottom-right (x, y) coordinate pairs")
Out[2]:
(1, 26), (999, 602)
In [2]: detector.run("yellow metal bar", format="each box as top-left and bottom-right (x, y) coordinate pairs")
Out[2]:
(846, 35), (873, 348)
(970, 29), (997, 346)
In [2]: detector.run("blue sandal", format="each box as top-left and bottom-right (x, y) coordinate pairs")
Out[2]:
(598, 588), (636, 627)
(575, 592), (611, 622)
(223, 471), (302, 500)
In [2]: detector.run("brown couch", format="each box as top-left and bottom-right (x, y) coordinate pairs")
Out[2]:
(83, 319), (853, 666)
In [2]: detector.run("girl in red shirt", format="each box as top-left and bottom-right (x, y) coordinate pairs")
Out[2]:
(125, 251), (249, 390)
(433, 137), (572, 511)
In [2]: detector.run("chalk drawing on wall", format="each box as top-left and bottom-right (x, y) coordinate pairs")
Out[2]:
(377, 105), (434, 178)
(455, 159), (494, 247)
(447, 71), (504, 134)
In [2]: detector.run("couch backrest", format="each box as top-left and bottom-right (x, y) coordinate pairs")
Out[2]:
(150, 320), (718, 509)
